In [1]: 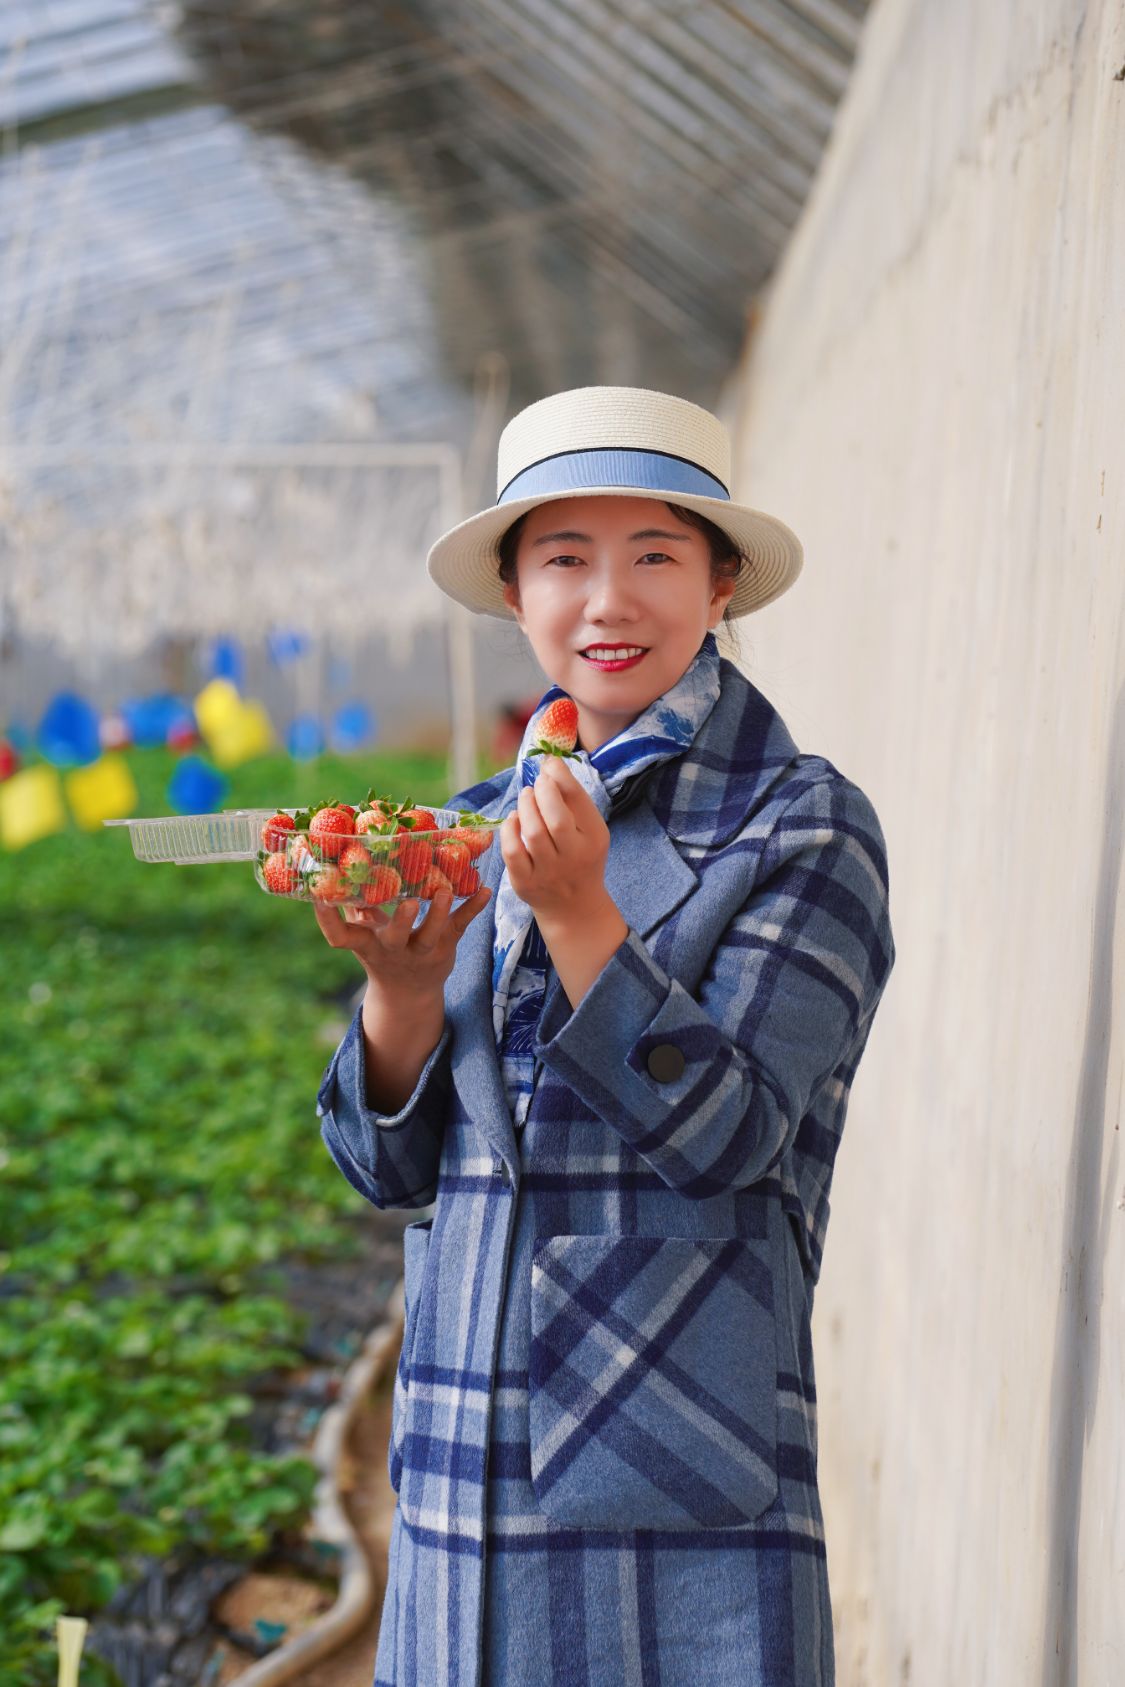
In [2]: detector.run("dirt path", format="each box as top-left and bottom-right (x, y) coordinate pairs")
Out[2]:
(217, 1361), (399, 1685)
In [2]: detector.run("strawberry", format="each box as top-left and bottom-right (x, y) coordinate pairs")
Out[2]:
(529, 696), (580, 759)
(339, 804), (357, 818)
(396, 807), (438, 834)
(451, 863), (481, 897)
(362, 864), (403, 905)
(262, 852), (298, 894)
(310, 865), (350, 903)
(434, 839), (471, 883)
(309, 805), (355, 860)
(416, 865), (454, 900)
(261, 812), (295, 852)
(361, 787), (401, 814)
(338, 841), (373, 884)
(390, 835), (433, 886)
(448, 823), (493, 859)
(287, 834), (317, 873)
(356, 805), (396, 835)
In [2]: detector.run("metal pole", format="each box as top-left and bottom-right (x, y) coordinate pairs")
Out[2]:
(439, 453), (478, 798)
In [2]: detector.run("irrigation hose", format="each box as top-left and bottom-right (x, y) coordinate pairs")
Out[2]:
(230, 1278), (406, 1686)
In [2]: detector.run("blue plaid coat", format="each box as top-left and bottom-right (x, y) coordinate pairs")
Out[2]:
(317, 654), (896, 1687)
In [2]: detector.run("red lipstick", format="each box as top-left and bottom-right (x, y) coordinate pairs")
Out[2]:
(579, 645), (649, 673)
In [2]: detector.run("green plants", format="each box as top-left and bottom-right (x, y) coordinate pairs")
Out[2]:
(0, 744), (493, 1684)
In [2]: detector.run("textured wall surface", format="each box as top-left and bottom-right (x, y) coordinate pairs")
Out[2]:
(727, 3), (1124, 1682)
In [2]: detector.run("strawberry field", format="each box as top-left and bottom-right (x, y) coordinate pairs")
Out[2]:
(0, 745), (491, 1685)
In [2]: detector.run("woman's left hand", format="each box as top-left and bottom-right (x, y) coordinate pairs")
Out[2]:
(499, 756), (610, 928)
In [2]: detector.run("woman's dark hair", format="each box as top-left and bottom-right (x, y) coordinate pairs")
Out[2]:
(496, 501), (747, 624)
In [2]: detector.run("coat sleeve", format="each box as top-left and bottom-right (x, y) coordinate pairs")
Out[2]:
(317, 1000), (454, 1210)
(313, 772), (511, 1210)
(532, 774), (896, 1198)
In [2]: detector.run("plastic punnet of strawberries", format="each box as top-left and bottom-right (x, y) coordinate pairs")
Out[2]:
(254, 789), (498, 914)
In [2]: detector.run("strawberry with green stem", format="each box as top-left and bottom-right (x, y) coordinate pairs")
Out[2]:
(527, 697), (580, 760)
(338, 841), (374, 889)
(308, 802), (355, 860)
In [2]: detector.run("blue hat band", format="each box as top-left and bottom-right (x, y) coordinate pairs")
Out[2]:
(497, 447), (730, 506)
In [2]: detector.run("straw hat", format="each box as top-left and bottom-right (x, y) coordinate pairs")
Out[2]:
(426, 384), (803, 619)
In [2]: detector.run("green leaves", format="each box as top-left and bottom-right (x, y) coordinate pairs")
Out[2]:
(529, 740), (581, 761)
(0, 742), (489, 1683)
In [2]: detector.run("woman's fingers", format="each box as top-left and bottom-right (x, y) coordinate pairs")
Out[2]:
(408, 883), (453, 951)
(450, 883), (492, 936)
(377, 897), (420, 948)
(516, 784), (558, 857)
(501, 810), (528, 863)
(313, 901), (362, 947)
(342, 903), (388, 929)
(531, 764), (581, 840)
(322, 897), (408, 951)
(317, 880), (491, 962)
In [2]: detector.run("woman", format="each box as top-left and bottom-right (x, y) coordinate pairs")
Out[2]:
(315, 385), (897, 1685)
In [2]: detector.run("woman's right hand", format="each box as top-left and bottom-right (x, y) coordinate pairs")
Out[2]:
(312, 882), (492, 999)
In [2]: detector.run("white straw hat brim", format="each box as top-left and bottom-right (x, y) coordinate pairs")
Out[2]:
(426, 486), (803, 621)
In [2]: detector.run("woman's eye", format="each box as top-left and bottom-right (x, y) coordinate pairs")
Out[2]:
(544, 552), (669, 566)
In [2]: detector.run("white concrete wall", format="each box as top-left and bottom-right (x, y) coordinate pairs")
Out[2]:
(727, 3), (1124, 1682)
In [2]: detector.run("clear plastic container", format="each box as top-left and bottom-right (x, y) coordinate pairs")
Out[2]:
(103, 810), (281, 864)
(105, 807), (500, 912)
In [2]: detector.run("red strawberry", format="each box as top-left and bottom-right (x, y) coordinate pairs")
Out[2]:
(262, 852), (297, 894)
(339, 804), (357, 818)
(530, 697), (579, 758)
(338, 841), (373, 883)
(287, 834), (317, 872)
(451, 863), (481, 897)
(310, 865), (350, 903)
(397, 807), (438, 834)
(309, 805), (355, 860)
(449, 824), (493, 859)
(362, 863), (403, 905)
(356, 805), (395, 834)
(391, 836), (432, 885)
(261, 812), (295, 852)
(416, 865), (454, 899)
(434, 839), (471, 883)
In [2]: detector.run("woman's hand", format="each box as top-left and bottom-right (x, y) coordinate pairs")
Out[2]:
(313, 880), (492, 1001)
(499, 756), (610, 927)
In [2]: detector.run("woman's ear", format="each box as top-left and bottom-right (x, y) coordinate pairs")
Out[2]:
(502, 580), (524, 627)
(707, 575), (737, 625)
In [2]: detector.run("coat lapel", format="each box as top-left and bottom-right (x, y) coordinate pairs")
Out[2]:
(642, 655), (803, 848)
(443, 656), (803, 1171)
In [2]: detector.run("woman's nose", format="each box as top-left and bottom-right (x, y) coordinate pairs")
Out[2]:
(585, 570), (640, 620)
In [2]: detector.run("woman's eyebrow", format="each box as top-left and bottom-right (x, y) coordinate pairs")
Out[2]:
(530, 527), (690, 546)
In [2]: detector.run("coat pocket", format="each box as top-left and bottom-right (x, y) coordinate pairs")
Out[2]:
(388, 1217), (433, 1495)
(528, 1234), (778, 1529)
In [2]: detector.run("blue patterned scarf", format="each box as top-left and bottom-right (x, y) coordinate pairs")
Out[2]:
(492, 630), (723, 1130)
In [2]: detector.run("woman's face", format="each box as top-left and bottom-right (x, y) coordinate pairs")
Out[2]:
(501, 494), (736, 753)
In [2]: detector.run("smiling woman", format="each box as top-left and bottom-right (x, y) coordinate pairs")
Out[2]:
(315, 386), (895, 1687)
(497, 494), (743, 752)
